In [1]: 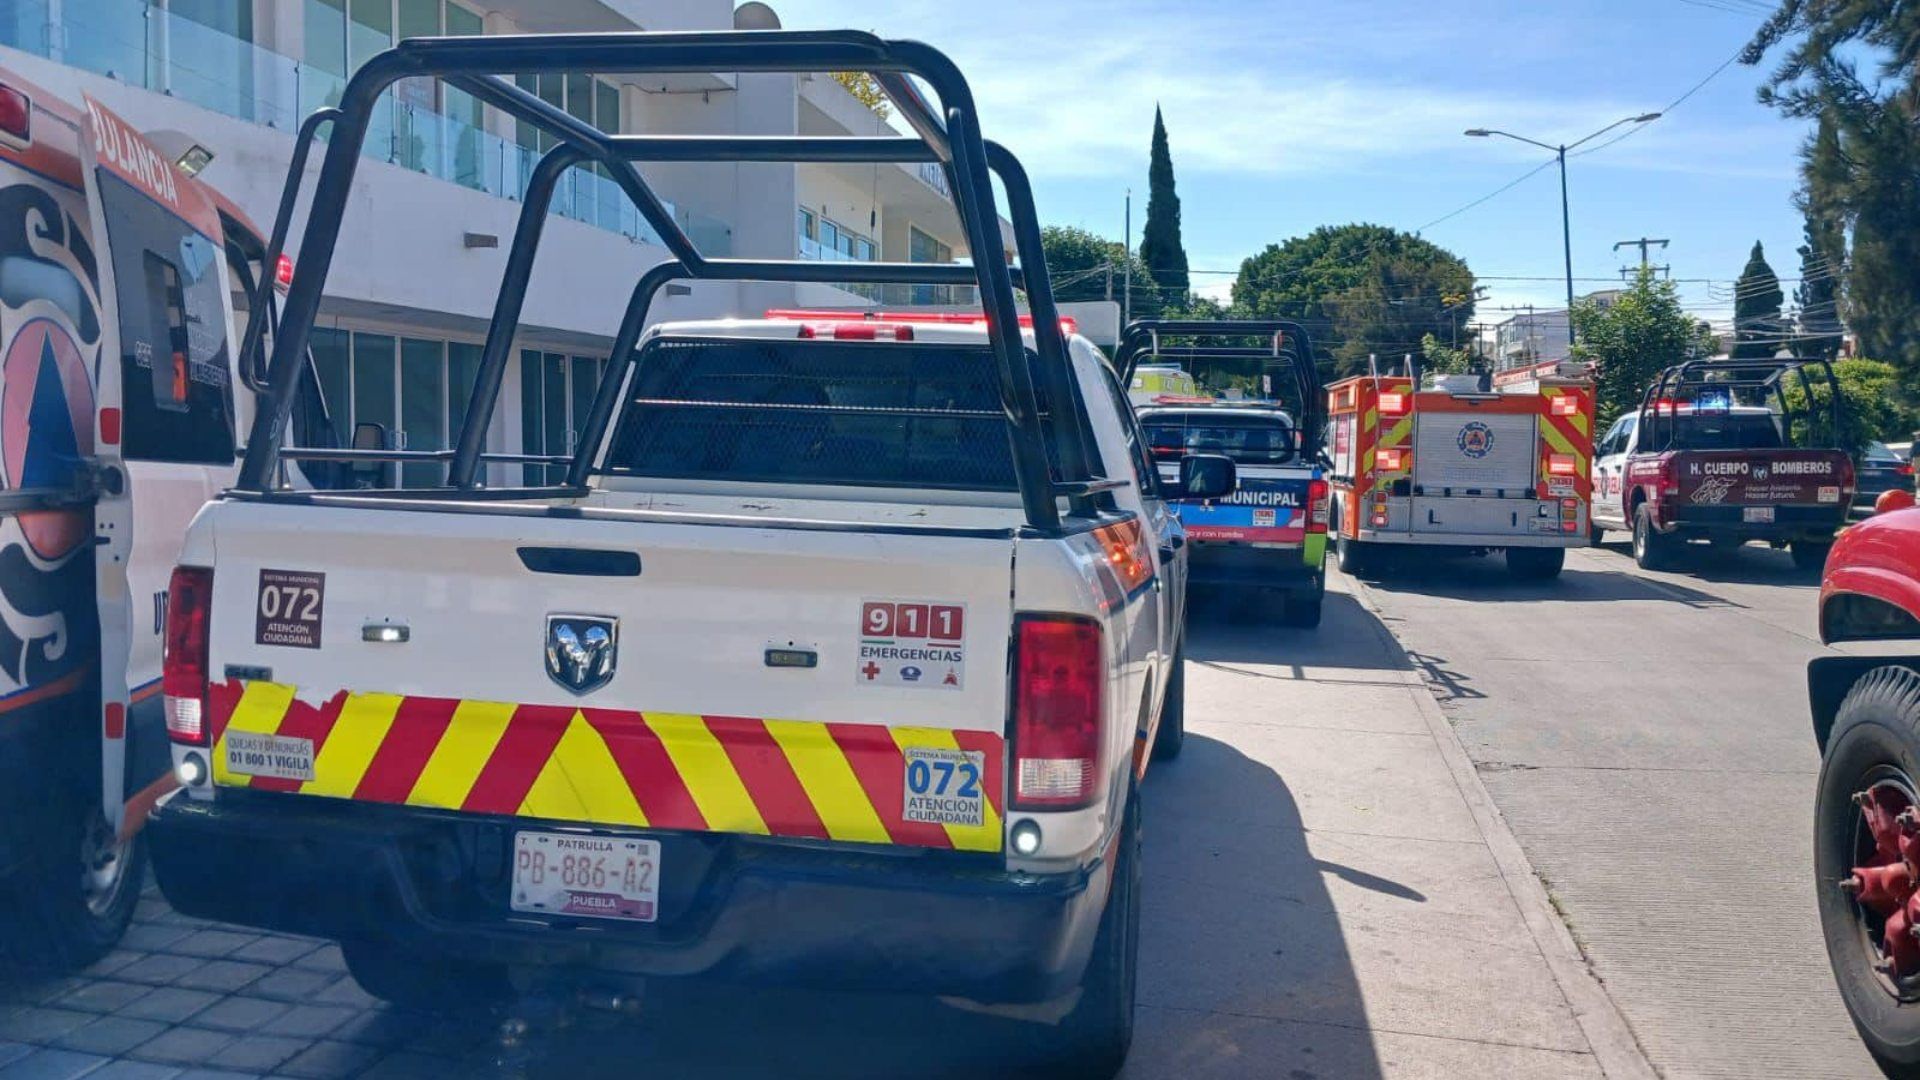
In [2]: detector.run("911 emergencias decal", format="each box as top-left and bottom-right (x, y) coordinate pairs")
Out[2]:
(857, 600), (965, 690)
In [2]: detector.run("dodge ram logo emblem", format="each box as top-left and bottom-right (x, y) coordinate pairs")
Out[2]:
(545, 615), (618, 695)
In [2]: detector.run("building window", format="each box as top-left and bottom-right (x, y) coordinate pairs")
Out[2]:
(519, 350), (608, 485)
(909, 226), (954, 305)
(303, 329), (490, 487)
(797, 207), (816, 243)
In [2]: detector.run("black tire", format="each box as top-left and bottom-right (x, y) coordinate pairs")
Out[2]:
(1588, 523), (1606, 547)
(0, 794), (146, 972)
(1152, 644), (1185, 762)
(1334, 532), (1370, 577)
(341, 937), (510, 1012)
(1505, 547), (1565, 580)
(1815, 666), (1920, 1075)
(1632, 504), (1680, 571)
(1056, 794), (1140, 1078)
(1794, 540), (1835, 573)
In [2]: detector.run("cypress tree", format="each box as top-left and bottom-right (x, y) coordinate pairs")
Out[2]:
(1795, 213), (1843, 361)
(1140, 107), (1190, 301)
(1732, 240), (1784, 359)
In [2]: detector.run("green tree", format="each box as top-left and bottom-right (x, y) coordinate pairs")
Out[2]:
(1732, 241), (1786, 359)
(1780, 357), (1913, 453)
(1571, 268), (1717, 427)
(1038, 225), (1160, 319)
(829, 72), (890, 119)
(1796, 209), (1845, 359)
(1140, 108), (1190, 301)
(1231, 224), (1476, 377)
(1419, 333), (1478, 375)
(1746, 2), (1920, 368)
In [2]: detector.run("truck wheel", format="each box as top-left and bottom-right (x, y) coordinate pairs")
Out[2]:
(341, 937), (510, 1012)
(1588, 523), (1606, 547)
(1335, 533), (1370, 577)
(1815, 665), (1920, 1076)
(1632, 505), (1680, 571)
(0, 795), (145, 972)
(1793, 540), (1834, 573)
(1152, 644), (1185, 762)
(1056, 794), (1139, 1078)
(1505, 547), (1565, 580)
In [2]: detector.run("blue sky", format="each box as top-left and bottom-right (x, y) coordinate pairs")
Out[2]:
(771, 0), (1810, 329)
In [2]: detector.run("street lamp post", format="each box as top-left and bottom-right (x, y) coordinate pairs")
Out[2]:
(1465, 114), (1661, 348)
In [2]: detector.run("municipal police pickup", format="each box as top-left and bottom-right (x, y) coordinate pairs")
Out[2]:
(141, 29), (1235, 1079)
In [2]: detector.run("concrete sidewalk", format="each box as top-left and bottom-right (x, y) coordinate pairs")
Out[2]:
(1121, 575), (1655, 1079)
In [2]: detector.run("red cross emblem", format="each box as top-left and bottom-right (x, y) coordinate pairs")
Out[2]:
(861, 662), (881, 681)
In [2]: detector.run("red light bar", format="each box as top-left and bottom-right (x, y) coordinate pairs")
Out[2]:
(0, 82), (31, 145)
(796, 322), (913, 341)
(765, 309), (1078, 336)
(274, 253), (294, 291)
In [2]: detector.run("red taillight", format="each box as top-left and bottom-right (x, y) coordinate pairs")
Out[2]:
(163, 566), (214, 745)
(1378, 392), (1408, 416)
(1898, 462), (1914, 478)
(1011, 615), (1103, 810)
(1308, 478), (1330, 533)
(1550, 395), (1579, 417)
(1548, 454), (1577, 477)
(1657, 456), (1679, 497)
(796, 322), (913, 341)
(274, 253), (294, 290)
(1376, 448), (1404, 472)
(0, 83), (29, 144)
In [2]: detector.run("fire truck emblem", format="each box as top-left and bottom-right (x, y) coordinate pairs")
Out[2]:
(1691, 475), (1737, 505)
(545, 615), (618, 694)
(1752, 464), (1770, 482)
(1457, 421), (1496, 459)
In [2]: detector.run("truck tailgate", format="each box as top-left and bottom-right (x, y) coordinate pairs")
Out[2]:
(199, 501), (1012, 852)
(1675, 450), (1851, 509)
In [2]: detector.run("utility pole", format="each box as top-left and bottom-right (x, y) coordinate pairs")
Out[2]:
(1613, 237), (1669, 270)
(1122, 189), (1133, 327)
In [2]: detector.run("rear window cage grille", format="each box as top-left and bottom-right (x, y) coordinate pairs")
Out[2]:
(600, 337), (1054, 492)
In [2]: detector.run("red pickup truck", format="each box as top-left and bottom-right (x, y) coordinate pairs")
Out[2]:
(1590, 359), (1853, 571)
(1807, 500), (1920, 1073)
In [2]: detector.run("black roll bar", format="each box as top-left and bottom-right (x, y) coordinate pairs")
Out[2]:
(1115, 319), (1326, 457)
(1636, 356), (1845, 452)
(237, 30), (1089, 532)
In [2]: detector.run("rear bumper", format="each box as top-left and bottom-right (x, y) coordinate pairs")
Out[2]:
(1187, 540), (1323, 591)
(147, 791), (1108, 1003)
(1349, 529), (1581, 549)
(1662, 505), (1846, 542)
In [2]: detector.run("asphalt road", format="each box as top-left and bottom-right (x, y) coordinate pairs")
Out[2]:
(1348, 540), (1879, 1079)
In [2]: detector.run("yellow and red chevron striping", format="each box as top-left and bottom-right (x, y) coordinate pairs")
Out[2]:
(206, 681), (1004, 852)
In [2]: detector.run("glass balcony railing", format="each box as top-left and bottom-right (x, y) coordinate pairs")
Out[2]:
(0, 0), (729, 250)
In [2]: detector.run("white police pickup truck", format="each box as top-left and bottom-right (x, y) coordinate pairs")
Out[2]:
(142, 30), (1232, 1076)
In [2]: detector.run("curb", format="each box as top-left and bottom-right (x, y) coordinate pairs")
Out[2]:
(1346, 574), (1661, 1080)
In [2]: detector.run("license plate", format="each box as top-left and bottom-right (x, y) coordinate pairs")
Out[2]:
(1743, 506), (1775, 523)
(511, 832), (659, 922)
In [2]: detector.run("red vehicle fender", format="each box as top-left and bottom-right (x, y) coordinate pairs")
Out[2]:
(1819, 508), (1920, 643)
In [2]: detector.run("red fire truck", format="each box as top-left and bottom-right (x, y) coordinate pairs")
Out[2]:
(1325, 362), (1595, 579)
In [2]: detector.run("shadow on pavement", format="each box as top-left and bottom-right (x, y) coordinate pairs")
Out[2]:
(1185, 590), (1410, 676)
(1126, 733), (1389, 1079)
(1603, 540), (1825, 587)
(1354, 548), (1740, 608)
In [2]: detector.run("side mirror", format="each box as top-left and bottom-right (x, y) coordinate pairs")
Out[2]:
(1175, 454), (1237, 502)
(350, 422), (390, 487)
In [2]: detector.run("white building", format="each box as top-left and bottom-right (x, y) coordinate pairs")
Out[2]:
(0, 0), (991, 482)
